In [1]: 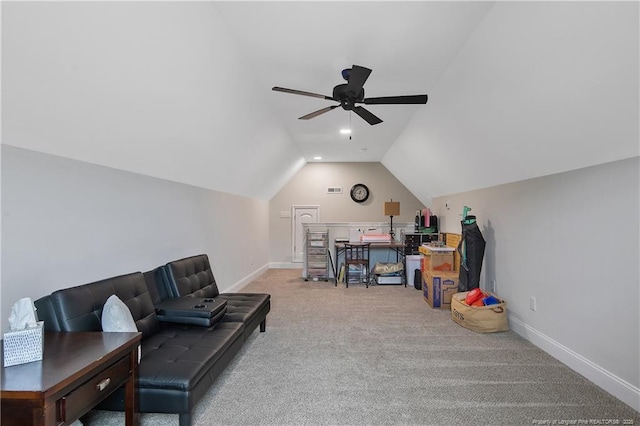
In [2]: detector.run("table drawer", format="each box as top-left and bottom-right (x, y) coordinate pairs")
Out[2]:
(57, 356), (130, 423)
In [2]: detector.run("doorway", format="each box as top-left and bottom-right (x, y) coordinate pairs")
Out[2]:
(292, 206), (320, 263)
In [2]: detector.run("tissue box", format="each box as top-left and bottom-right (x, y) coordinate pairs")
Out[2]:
(3, 321), (44, 367)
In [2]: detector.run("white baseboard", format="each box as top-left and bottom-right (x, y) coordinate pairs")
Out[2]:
(508, 314), (640, 412)
(225, 263), (270, 293)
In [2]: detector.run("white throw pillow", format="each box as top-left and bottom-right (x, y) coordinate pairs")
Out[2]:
(101, 294), (140, 362)
(102, 294), (137, 332)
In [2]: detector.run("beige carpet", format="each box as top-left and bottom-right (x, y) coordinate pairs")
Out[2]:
(84, 268), (640, 425)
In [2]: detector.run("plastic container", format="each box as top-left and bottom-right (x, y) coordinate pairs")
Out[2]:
(483, 295), (501, 306)
(405, 255), (423, 287)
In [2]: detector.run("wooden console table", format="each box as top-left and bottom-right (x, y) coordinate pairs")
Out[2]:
(1, 331), (141, 426)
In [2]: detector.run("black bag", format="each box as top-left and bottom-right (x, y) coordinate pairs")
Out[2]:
(457, 218), (486, 292)
(414, 269), (422, 290)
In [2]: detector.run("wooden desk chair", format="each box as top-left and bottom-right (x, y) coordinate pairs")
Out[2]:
(344, 243), (371, 288)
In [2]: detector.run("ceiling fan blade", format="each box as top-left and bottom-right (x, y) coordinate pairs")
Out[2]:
(364, 94), (428, 105)
(272, 87), (333, 100)
(345, 65), (372, 96)
(353, 106), (383, 125)
(299, 105), (339, 120)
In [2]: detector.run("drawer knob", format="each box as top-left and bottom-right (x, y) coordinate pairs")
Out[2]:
(96, 377), (111, 391)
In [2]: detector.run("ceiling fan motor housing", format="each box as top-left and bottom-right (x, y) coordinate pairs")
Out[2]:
(333, 83), (364, 110)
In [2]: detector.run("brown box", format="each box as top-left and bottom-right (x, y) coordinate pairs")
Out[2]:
(423, 271), (459, 309)
(419, 249), (454, 272)
(444, 233), (461, 272)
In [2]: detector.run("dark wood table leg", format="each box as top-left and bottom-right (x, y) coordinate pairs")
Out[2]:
(124, 349), (140, 426)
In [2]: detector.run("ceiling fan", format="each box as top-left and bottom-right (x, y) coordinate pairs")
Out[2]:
(272, 65), (428, 125)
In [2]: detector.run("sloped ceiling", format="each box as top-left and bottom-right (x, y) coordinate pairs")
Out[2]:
(384, 1), (639, 201)
(214, 1), (494, 162)
(2, 2), (638, 203)
(1, 2), (304, 200)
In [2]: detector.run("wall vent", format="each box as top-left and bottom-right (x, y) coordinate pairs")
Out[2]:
(327, 187), (343, 194)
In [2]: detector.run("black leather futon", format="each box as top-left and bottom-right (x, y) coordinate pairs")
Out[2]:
(35, 254), (270, 426)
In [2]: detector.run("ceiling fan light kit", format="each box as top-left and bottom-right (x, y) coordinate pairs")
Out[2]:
(273, 65), (428, 125)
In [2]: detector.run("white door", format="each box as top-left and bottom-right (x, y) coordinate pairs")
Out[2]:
(292, 206), (320, 263)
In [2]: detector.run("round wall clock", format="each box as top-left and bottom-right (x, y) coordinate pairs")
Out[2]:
(350, 183), (370, 203)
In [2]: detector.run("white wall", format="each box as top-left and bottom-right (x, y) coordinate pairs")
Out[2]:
(269, 162), (425, 265)
(1, 145), (270, 332)
(432, 157), (640, 410)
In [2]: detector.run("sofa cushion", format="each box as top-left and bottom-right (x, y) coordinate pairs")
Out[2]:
(163, 254), (220, 298)
(143, 268), (171, 305)
(40, 272), (159, 339)
(216, 293), (270, 324)
(140, 321), (244, 391)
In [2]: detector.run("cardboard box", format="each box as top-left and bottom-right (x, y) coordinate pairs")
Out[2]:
(423, 271), (459, 309)
(419, 251), (454, 272)
(444, 233), (462, 272)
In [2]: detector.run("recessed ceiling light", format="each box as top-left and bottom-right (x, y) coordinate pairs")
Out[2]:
(313, 156), (322, 160)
(340, 129), (351, 135)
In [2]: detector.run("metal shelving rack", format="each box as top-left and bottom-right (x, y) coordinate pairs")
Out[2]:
(304, 229), (329, 281)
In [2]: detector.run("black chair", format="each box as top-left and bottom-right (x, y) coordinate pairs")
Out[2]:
(344, 243), (371, 288)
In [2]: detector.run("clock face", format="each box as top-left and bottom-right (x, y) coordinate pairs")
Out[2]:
(350, 184), (369, 203)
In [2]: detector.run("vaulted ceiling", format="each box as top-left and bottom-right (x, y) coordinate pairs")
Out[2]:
(2, 2), (638, 203)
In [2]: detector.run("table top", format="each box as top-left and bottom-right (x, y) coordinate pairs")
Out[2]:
(1, 331), (141, 395)
(420, 245), (455, 252)
(335, 241), (406, 248)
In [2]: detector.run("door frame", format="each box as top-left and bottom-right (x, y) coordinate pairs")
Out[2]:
(291, 205), (320, 263)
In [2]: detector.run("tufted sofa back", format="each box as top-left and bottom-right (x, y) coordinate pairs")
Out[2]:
(35, 272), (159, 339)
(162, 254), (220, 298)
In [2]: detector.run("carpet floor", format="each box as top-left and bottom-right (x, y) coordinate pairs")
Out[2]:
(84, 268), (640, 425)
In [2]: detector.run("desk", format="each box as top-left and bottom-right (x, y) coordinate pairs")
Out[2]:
(1, 331), (141, 426)
(333, 241), (406, 285)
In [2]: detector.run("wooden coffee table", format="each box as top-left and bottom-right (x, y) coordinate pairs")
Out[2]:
(1, 331), (141, 426)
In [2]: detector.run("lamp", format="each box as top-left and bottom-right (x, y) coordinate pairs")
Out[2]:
(384, 200), (400, 239)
